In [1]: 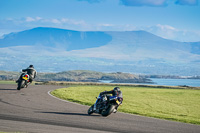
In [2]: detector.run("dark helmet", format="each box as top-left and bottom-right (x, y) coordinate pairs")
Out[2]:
(113, 87), (120, 92)
(29, 65), (34, 68)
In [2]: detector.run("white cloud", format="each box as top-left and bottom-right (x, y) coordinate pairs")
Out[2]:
(51, 19), (61, 24)
(25, 17), (42, 22)
(145, 24), (200, 42)
(175, 0), (198, 5)
(98, 24), (114, 27)
(42, 18), (87, 26)
(120, 0), (198, 6)
(120, 0), (168, 6)
(35, 17), (42, 21)
(26, 17), (35, 22)
(156, 24), (177, 31)
(0, 17), (89, 36)
(1, 17), (200, 42)
(76, 0), (168, 6)
(77, 0), (103, 3)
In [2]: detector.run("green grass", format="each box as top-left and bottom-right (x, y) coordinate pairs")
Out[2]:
(51, 85), (200, 125)
(0, 80), (16, 84)
(0, 80), (41, 85)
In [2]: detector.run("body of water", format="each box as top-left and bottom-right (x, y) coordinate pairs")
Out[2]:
(99, 78), (200, 87)
(149, 78), (200, 87)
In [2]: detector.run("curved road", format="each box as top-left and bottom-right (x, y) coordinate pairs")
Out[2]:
(0, 84), (199, 133)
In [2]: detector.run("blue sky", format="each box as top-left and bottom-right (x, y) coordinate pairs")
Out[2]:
(0, 0), (200, 42)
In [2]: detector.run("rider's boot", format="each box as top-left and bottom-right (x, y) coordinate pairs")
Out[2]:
(113, 109), (117, 113)
(113, 106), (119, 113)
(93, 103), (97, 111)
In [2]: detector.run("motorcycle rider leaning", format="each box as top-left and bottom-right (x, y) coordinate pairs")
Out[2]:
(94, 87), (123, 113)
(16, 65), (37, 83)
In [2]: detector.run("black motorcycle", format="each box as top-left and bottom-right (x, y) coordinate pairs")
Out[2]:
(17, 73), (31, 90)
(88, 93), (123, 117)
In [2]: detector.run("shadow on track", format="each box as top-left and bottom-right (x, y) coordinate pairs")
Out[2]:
(0, 88), (17, 91)
(40, 111), (100, 117)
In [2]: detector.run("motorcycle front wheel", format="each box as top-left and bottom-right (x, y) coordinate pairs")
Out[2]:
(88, 105), (94, 115)
(101, 105), (115, 117)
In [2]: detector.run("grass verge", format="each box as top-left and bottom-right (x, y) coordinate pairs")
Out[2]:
(51, 85), (200, 125)
(0, 80), (16, 84)
(0, 80), (42, 85)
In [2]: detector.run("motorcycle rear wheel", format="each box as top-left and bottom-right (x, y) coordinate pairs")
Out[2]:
(17, 80), (25, 90)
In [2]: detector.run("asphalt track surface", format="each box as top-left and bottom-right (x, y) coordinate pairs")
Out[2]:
(0, 84), (200, 133)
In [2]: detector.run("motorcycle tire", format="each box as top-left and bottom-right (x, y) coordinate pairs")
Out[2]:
(101, 105), (116, 117)
(88, 105), (94, 115)
(17, 80), (25, 90)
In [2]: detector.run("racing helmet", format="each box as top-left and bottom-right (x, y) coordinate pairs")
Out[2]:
(113, 87), (120, 92)
(29, 65), (34, 68)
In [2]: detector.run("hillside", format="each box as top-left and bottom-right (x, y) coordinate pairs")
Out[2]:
(0, 27), (112, 51)
(0, 70), (152, 83)
(0, 27), (200, 75)
(67, 31), (196, 62)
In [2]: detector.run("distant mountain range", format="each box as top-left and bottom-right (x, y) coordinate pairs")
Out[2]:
(0, 27), (200, 75)
(0, 27), (112, 51)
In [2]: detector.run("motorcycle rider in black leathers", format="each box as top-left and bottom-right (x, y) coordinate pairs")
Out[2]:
(94, 87), (123, 113)
(16, 65), (37, 83)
